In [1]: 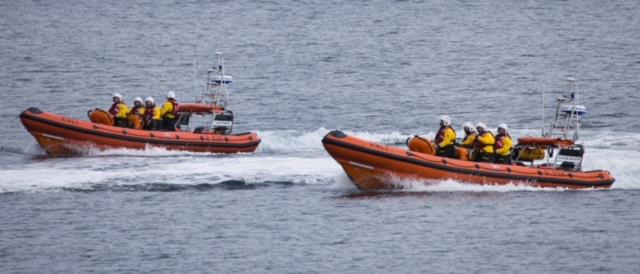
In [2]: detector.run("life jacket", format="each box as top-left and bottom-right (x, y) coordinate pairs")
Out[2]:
(494, 133), (511, 150)
(144, 105), (158, 121)
(108, 102), (121, 116)
(162, 100), (178, 119)
(170, 101), (178, 116)
(109, 102), (130, 118)
(474, 131), (495, 154)
(460, 132), (477, 147)
(129, 105), (143, 116)
(435, 126), (456, 147)
(494, 133), (513, 156)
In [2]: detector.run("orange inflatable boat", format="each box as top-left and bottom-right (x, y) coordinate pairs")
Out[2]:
(322, 130), (615, 190)
(20, 104), (261, 155)
(20, 53), (264, 156)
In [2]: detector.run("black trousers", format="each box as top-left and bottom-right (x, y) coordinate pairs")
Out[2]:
(144, 120), (162, 130)
(494, 155), (512, 164)
(474, 151), (494, 162)
(114, 118), (127, 127)
(436, 145), (456, 158)
(163, 118), (176, 131)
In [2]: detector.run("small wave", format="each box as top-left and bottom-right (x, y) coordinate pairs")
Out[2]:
(0, 156), (342, 193)
(256, 128), (330, 154)
(80, 145), (235, 158)
(580, 132), (640, 151)
(387, 178), (571, 192)
(583, 148), (640, 190)
(61, 180), (295, 192)
(257, 127), (411, 154)
(0, 144), (46, 156)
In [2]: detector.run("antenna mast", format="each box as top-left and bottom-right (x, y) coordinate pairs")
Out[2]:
(203, 52), (233, 108)
(547, 77), (586, 141)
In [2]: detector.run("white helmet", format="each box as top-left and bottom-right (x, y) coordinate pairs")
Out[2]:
(112, 92), (122, 100)
(439, 115), (452, 127)
(463, 121), (475, 131)
(166, 91), (176, 100)
(145, 96), (154, 104)
(476, 122), (487, 130)
(498, 123), (509, 131)
(134, 97), (143, 104)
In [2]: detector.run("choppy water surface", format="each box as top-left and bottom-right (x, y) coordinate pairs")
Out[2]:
(2, 0), (640, 272)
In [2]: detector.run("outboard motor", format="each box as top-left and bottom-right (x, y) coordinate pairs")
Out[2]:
(211, 110), (234, 135)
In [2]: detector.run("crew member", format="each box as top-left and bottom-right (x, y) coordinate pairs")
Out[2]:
(127, 97), (145, 129)
(473, 122), (495, 162)
(160, 91), (179, 131)
(143, 97), (162, 130)
(108, 92), (130, 127)
(435, 115), (456, 158)
(458, 121), (477, 148)
(494, 123), (513, 164)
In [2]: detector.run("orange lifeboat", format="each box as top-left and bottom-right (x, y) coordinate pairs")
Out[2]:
(20, 104), (260, 155)
(21, 53), (263, 156)
(322, 130), (614, 190)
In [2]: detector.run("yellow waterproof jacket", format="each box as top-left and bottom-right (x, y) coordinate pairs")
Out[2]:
(129, 106), (145, 116)
(161, 100), (177, 119)
(144, 106), (161, 121)
(475, 132), (495, 154)
(110, 102), (130, 119)
(495, 134), (513, 156)
(459, 132), (477, 148)
(435, 126), (456, 148)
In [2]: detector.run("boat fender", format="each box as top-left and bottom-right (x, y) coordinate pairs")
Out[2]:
(407, 135), (436, 155)
(88, 108), (115, 126)
(405, 135), (420, 146)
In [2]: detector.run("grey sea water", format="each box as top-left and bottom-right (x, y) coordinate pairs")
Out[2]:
(2, 0), (640, 272)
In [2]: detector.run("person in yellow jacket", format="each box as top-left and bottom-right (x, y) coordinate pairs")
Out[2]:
(494, 123), (513, 164)
(458, 121), (477, 148)
(473, 122), (495, 162)
(160, 91), (179, 131)
(127, 97), (145, 129)
(108, 92), (130, 127)
(435, 115), (457, 158)
(143, 97), (162, 130)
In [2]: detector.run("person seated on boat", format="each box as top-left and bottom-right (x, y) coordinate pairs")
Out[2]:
(143, 97), (162, 130)
(472, 122), (495, 162)
(494, 123), (513, 164)
(160, 91), (179, 131)
(127, 97), (145, 129)
(434, 115), (457, 158)
(458, 121), (477, 148)
(108, 92), (130, 127)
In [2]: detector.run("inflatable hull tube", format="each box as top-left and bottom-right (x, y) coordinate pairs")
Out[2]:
(20, 107), (261, 155)
(322, 130), (614, 191)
